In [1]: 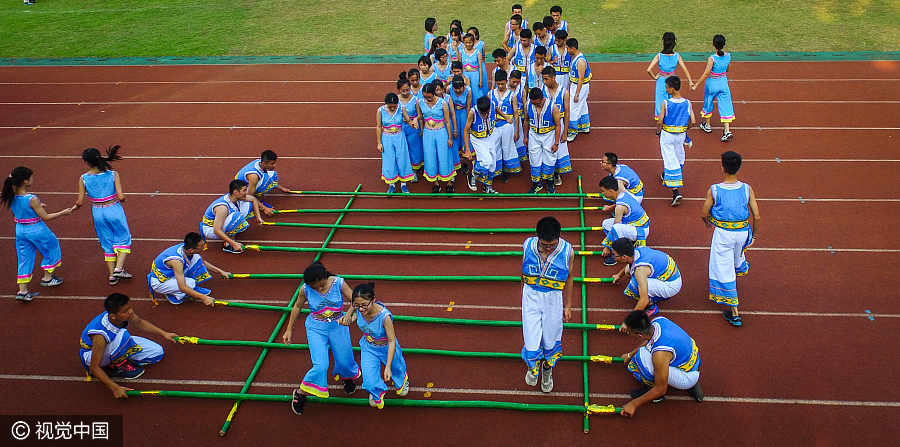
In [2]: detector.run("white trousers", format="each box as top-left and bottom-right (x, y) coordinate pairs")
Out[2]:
(636, 345), (699, 390)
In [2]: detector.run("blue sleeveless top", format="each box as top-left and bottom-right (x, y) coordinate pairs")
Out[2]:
(541, 84), (567, 119)
(423, 33), (434, 54)
(469, 105), (495, 138)
(460, 48), (480, 73)
(553, 47), (572, 75)
(512, 84), (525, 118)
(522, 236), (572, 292)
(11, 194), (42, 225)
(79, 312), (140, 365)
(630, 246), (680, 282)
(434, 62), (452, 83)
(647, 316), (701, 373)
(511, 42), (535, 72)
(356, 303), (395, 346)
(202, 194), (239, 229)
(490, 88), (515, 127)
(449, 85), (470, 112)
(710, 181), (751, 230)
(235, 160), (278, 196)
(569, 53), (592, 82)
(711, 53), (731, 76)
(150, 243), (210, 284)
(527, 98), (556, 134)
(658, 53), (678, 75)
(613, 165), (644, 197)
(81, 170), (117, 203)
(303, 276), (346, 321)
(526, 62), (545, 90)
(615, 191), (649, 228)
(418, 98), (447, 129)
(379, 105), (403, 135)
(661, 98), (691, 132)
(400, 94), (418, 120)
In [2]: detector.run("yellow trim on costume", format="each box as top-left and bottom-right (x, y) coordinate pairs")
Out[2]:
(469, 129), (490, 138)
(710, 293), (739, 306)
(529, 125), (555, 134)
(628, 182), (644, 195)
(677, 339), (700, 373)
(150, 264), (170, 283)
(629, 213), (649, 227)
(522, 275), (565, 290)
(300, 383), (330, 398)
(80, 339), (91, 349)
(658, 256), (679, 282)
(17, 276), (32, 284)
(662, 124), (687, 133)
(709, 217), (749, 230)
(201, 216), (216, 227)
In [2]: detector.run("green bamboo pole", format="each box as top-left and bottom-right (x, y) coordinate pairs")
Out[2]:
(578, 176), (590, 434)
(174, 336), (624, 363)
(229, 273), (613, 284)
(219, 185), (361, 437)
(289, 189), (604, 199)
(262, 221), (601, 233)
(275, 206), (599, 214)
(244, 244), (603, 257)
(128, 390), (622, 415)
(212, 300), (621, 331)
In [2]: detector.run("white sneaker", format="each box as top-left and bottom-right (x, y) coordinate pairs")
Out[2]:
(566, 133), (576, 142)
(411, 172), (418, 183)
(397, 379), (410, 396)
(540, 366), (554, 393)
(525, 369), (538, 386)
(368, 395), (384, 409)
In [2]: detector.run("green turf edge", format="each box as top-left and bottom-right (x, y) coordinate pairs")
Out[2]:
(2, 51), (899, 67)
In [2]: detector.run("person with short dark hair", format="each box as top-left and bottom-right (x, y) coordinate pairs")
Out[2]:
(526, 45), (549, 94)
(532, 21), (553, 52)
(200, 179), (265, 253)
(541, 65), (571, 186)
(464, 96), (513, 194)
(550, 5), (568, 33)
(619, 310), (702, 416)
(610, 238), (681, 316)
(701, 151), (760, 326)
(459, 33), (484, 102)
(490, 48), (511, 92)
(80, 293), (178, 397)
(657, 75), (695, 206)
(503, 14), (525, 54)
(524, 87), (562, 194)
(551, 29), (571, 90)
(424, 18), (439, 55)
(489, 68), (522, 184)
(521, 217), (574, 393)
(598, 176), (650, 266)
(148, 232), (230, 306)
(235, 150), (291, 216)
(448, 75), (473, 176)
(510, 28), (535, 73)
(508, 70), (529, 163)
(600, 152), (644, 205)
(542, 15), (558, 37)
(565, 38), (591, 141)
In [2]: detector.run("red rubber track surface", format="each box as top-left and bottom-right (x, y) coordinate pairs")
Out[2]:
(1, 61), (899, 446)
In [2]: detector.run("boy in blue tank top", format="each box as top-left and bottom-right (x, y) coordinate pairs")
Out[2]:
(619, 310), (702, 416)
(657, 75), (695, 206)
(521, 217), (574, 393)
(701, 151), (761, 326)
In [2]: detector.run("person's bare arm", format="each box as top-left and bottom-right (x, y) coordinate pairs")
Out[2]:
(30, 196), (74, 221)
(620, 350), (673, 417)
(700, 187), (714, 228)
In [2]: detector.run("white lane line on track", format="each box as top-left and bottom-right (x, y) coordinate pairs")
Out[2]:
(0, 236), (898, 253)
(3, 100), (898, 105)
(1, 374), (898, 407)
(3, 126), (900, 130)
(2, 295), (896, 318)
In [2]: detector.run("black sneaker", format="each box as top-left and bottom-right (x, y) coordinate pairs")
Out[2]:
(553, 173), (562, 186)
(528, 182), (542, 194)
(685, 384), (704, 402)
(671, 194), (683, 206)
(630, 387), (665, 403)
(223, 243), (243, 254)
(699, 121), (712, 133)
(431, 184), (441, 193)
(546, 182), (556, 194)
(604, 256), (617, 266)
(109, 362), (145, 380)
(721, 132), (733, 142)
(446, 185), (455, 194)
(500, 171), (510, 183)
(15, 292), (36, 301)
(723, 310), (742, 326)
(291, 388), (307, 415)
(467, 172), (476, 191)
(343, 379), (357, 395)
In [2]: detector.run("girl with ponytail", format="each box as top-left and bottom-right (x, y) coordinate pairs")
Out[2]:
(2, 167), (75, 301)
(74, 145), (133, 285)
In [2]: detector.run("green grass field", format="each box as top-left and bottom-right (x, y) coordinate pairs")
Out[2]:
(1, 0), (898, 58)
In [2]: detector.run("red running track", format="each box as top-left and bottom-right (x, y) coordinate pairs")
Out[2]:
(1, 60), (899, 446)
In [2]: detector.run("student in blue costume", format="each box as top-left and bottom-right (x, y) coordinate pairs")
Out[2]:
(377, 93), (416, 193)
(600, 152), (645, 203)
(200, 179), (265, 253)
(502, 14), (524, 54)
(620, 310), (703, 416)
(344, 282), (410, 409)
(646, 32), (694, 151)
(467, 27), (489, 98)
(283, 262), (361, 415)
(418, 56), (437, 86)
(565, 38), (592, 142)
(701, 151), (761, 326)
(416, 82), (456, 193)
(552, 30), (572, 91)
(656, 76), (695, 206)
(448, 75), (473, 177)
(597, 176), (650, 266)
(459, 33), (484, 102)
(432, 49), (453, 87)
(423, 17), (438, 55)
(507, 70), (529, 165)
(509, 28), (535, 73)
(694, 35), (736, 142)
(540, 66), (571, 187)
(80, 293), (178, 397)
(2, 167), (75, 301)
(147, 232), (230, 306)
(235, 150), (291, 213)
(448, 27), (463, 62)
(610, 238), (682, 317)
(550, 5), (569, 34)
(489, 69), (521, 184)
(397, 72), (424, 180)
(74, 145), (133, 285)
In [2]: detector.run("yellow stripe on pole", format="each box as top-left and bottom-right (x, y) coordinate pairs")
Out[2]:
(586, 404), (618, 415)
(243, 245), (260, 251)
(141, 390), (161, 396)
(596, 324), (617, 331)
(581, 277), (606, 283)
